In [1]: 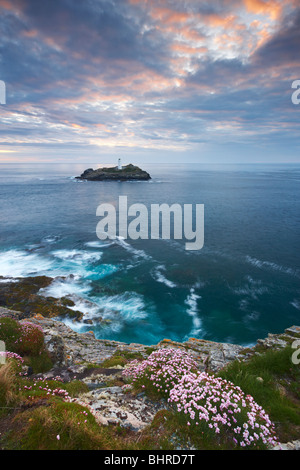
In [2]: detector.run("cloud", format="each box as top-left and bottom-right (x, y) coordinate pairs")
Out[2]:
(253, 7), (300, 66)
(0, 0), (299, 162)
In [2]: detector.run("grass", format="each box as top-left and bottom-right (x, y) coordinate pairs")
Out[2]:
(217, 346), (300, 442)
(100, 355), (128, 368)
(25, 350), (53, 373)
(99, 350), (144, 368)
(0, 316), (55, 374)
(3, 399), (119, 450)
(0, 362), (20, 410)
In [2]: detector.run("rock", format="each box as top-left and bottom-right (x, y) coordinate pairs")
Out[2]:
(0, 276), (84, 321)
(0, 306), (23, 320)
(43, 333), (67, 367)
(73, 386), (166, 431)
(284, 326), (300, 338)
(76, 164), (151, 182)
(271, 439), (300, 450)
(206, 343), (246, 372)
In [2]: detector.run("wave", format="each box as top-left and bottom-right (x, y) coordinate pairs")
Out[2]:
(59, 291), (149, 337)
(231, 276), (269, 301)
(245, 256), (300, 278)
(0, 278), (19, 283)
(151, 265), (177, 288)
(113, 236), (152, 261)
(290, 299), (300, 311)
(0, 249), (56, 278)
(94, 292), (148, 322)
(41, 235), (62, 244)
(39, 274), (92, 299)
(51, 249), (103, 263)
(84, 240), (114, 249)
(184, 286), (202, 338)
(0, 245), (118, 285)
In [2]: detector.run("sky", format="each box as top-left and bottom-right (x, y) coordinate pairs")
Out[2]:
(0, 0), (299, 164)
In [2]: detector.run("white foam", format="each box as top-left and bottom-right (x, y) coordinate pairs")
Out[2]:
(232, 279), (268, 300)
(67, 296), (102, 318)
(113, 236), (151, 260)
(61, 290), (149, 336)
(184, 287), (202, 337)
(52, 249), (103, 263)
(0, 245), (112, 284)
(86, 264), (119, 281)
(39, 275), (92, 299)
(290, 299), (300, 310)
(0, 249), (55, 278)
(85, 240), (114, 249)
(42, 235), (61, 244)
(97, 292), (148, 321)
(151, 265), (177, 288)
(246, 256), (300, 278)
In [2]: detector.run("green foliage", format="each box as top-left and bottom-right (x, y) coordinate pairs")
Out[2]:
(15, 322), (45, 356)
(0, 317), (54, 373)
(26, 350), (53, 373)
(64, 380), (89, 397)
(118, 350), (144, 361)
(0, 317), (45, 356)
(0, 317), (22, 352)
(100, 350), (144, 368)
(100, 355), (128, 368)
(5, 400), (116, 450)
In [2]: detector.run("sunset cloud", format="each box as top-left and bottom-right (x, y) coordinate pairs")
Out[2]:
(0, 0), (299, 162)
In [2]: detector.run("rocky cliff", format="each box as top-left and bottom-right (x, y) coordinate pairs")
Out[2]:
(1, 305), (299, 449)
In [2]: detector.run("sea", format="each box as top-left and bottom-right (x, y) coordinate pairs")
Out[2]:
(0, 162), (299, 347)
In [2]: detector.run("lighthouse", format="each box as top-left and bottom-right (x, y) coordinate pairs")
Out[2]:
(118, 158), (122, 170)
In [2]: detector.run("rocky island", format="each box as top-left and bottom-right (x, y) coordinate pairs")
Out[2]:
(76, 163), (151, 182)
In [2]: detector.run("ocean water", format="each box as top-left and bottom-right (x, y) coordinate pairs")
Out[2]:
(0, 162), (299, 346)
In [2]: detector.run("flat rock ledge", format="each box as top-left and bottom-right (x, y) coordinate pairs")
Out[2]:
(1, 307), (299, 447)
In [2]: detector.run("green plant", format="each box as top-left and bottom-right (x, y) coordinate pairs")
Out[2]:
(15, 322), (45, 357)
(0, 362), (18, 408)
(4, 399), (125, 450)
(0, 317), (22, 352)
(25, 350), (53, 373)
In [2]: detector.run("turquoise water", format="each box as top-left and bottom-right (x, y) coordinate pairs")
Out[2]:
(0, 162), (299, 346)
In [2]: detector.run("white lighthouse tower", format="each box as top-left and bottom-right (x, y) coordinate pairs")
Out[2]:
(118, 158), (122, 170)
